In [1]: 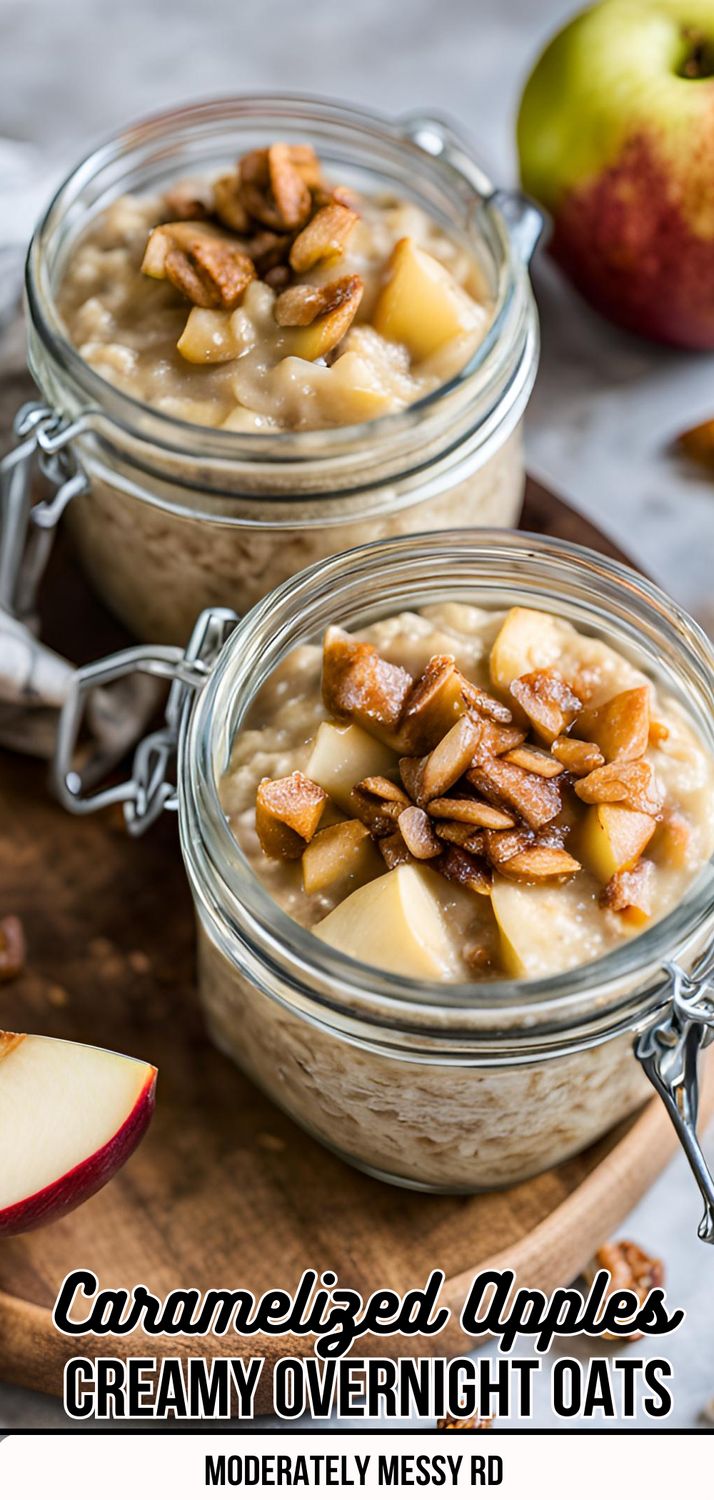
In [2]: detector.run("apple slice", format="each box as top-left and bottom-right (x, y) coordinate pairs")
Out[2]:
(373, 237), (480, 361)
(304, 722), (396, 812)
(578, 804), (657, 884)
(491, 875), (607, 979)
(302, 819), (384, 894)
(312, 864), (459, 979)
(0, 1033), (156, 1236)
(489, 607), (564, 693)
(578, 686), (650, 763)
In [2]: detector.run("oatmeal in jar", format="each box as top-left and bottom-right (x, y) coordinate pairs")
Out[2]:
(222, 604), (714, 982)
(58, 141), (491, 432)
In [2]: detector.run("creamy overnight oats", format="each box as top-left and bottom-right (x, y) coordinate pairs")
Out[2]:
(222, 604), (714, 983)
(19, 99), (539, 641)
(58, 142), (491, 432)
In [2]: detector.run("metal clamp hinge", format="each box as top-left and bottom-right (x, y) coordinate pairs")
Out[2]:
(1, 400), (90, 621)
(51, 607), (238, 836)
(636, 936), (714, 1243)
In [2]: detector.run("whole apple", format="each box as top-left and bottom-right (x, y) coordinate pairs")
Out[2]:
(517, 0), (714, 347)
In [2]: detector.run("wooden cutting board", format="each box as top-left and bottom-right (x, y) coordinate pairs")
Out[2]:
(0, 479), (707, 1412)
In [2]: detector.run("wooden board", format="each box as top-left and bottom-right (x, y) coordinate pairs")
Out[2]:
(0, 479), (705, 1412)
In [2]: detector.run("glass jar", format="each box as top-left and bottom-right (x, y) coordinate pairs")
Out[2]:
(3, 98), (539, 643)
(52, 532), (714, 1232)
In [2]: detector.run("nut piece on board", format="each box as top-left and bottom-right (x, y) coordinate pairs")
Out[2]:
(256, 773), (327, 859)
(584, 1239), (664, 1342)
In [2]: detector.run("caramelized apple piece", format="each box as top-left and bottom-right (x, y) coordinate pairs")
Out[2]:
(322, 628), (412, 743)
(434, 822), (487, 855)
(578, 687), (650, 763)
(489, 607), (564, 692)
(379, 830), (413, 868)
(426, 797), (515, 829)
(599, 859), (654, 926)
(498, 845), (581, 883)
(436, 846), (491, 897)
(510, 670), (582, 745)
(301, 819), (383, 894)
(312, 865), (459, 979)
(398, 806), (443, 860)
(505, 744), (562, 777)
(579, 804), (657, 883)
(551, 736), (604, 776)
(305, 722), (395, 812)
(468, 757), (561, 830)
(418, 716), (483, 805)
(373, 237), (481, 361)
(470, 720), (526, 764)
(483, 827), (535, 870)
(650, 808), (691, 869)
(573, 759), (663, 816)
(256, 772), (327, 859)
(286, 276), (363, 361)
(350, 777), (409, 836)
(491, 876), (608, 979)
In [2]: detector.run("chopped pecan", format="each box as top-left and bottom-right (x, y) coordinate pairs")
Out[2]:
(426, 797), (515, 830)
(419, 716), (483, 805)
(505, 744), (563, 778)
(243, 227), (293, 275)
(551, 736), (605, 776)
(573, 758), (663, 816)
(578, 686), (650, 763)
(585, 1239), (664, 1341)
(322, 628), (413, 739)
(240, 144), (312, 230)
(212, 172), (253, 232)
(437, 847), (491, 896)
(510, 669), (582, 744)
(0, 915), (25, 982)
(165, 235), (255, 309)
(434, 821), (487, 856)
(599, 859), (654, 921)
(499, 845), (581, 882)
(255, 773), (327, 859)
(437, 1412), (493, 1431)
(468, 756), (561, 830)
(379, 830), (413, 868)
(398, 806), (443, 859)
(289, 202), (359, 272)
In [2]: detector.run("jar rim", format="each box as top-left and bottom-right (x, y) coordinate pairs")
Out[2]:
(180, 528), (714, 1035)
(25, 92), (531, 467)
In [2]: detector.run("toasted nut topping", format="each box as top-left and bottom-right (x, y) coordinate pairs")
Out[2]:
(470, 720), (526, 765)
(399, 756), (426, 804)
(322, 628), (413, 738)
(243, 228), (293, 275)
(286, 275), (364, 359)
(505, 744), (563, 778)
(289, 203), (359, 272)
(426, 797), (515, 829)
(398, 806), (443, 860)
(578, 686), (650, 763)
(499, 845), (581, 882)
(165, 236), (255, 309)
(437, 1412), (493, 1431)
(551, 736), (605, 776)
(573, 758), (663, 816)
(239, 144), (313, 231)
(510, 669), (582, 743)
(398, 655), (511, 756)
(434, 822), (487, 856)
(437, 847), (491, 896)
(255, 772), (327, 859)
(379, 830), (413, 868)
(264, 264), (291, 291)
(163, 182), (213, 221)
(483, 827), (534, 869)
(358, 776), (410, 805)
(212, 172), (253, 232)
(419, 716), (483, 805)
(469, 756), (562, 830)
(275, 275), (363, 331)
(350, 784), (404, 838)
(599, 859), (654, 920)
(584, 1240), (664, 1341)
(0, 915), (25, 982)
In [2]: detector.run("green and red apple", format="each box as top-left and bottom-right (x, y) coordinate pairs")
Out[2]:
(0, 1031), (156, 1235)
(517, 0), (714, 347)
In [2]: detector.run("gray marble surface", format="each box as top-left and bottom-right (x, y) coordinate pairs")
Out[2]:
(1, 0), (713, 1433)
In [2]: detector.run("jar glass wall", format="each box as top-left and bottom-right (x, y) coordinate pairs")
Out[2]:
(24, 98), (539, 642)
(177, 532), (714, 1191)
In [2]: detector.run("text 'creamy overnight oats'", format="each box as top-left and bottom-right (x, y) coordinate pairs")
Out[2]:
(58, 141), (491, 432)
(222, 604), (714, 983)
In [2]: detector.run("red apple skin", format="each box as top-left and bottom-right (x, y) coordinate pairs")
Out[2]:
(549, 132), (714, 349)
(0, 1067), (157, 1237)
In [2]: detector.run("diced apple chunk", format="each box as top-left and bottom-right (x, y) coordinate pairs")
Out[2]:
(491, 876), (607, 979)
(312, 865), (460, 979)
(321, 627), (412, 743)
(177, 308), (244, 364)
(255, 772), (327, 859)
(304, 722), (396, 813)
(489, 608), (565, 693)
(578, 687), (650, 763)
(578, 804), (656, 883)
(302, 819), (383, 894)
(373, 237), (481, 362)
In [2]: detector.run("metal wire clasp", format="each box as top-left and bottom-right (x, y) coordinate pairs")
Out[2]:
(51, 607), (238, 836)
(0, 400), (90, 621)
(636, 936), (714, 1243)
